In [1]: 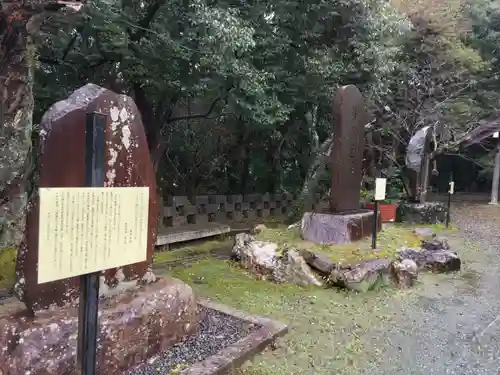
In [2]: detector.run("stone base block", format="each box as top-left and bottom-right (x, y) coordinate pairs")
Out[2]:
(396, 202), (447, 224)
(300, 210), (381, 245)
(0, 277), (199, 375)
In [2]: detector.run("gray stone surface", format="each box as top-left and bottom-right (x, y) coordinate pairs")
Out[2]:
(300, 211), (374, 245)
(391, 259), (418, 288)
(300, 249), (336, 277)
(231, 234), (322, 286)
(396, 246), (460, 273)
(328, 258), (393, 292)
(156, 223), (231, 246)
(412, 227), (436, 237)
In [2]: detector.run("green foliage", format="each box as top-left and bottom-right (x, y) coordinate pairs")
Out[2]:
(30, 0), (499, 196)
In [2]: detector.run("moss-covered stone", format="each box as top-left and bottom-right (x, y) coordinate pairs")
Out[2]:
(0, 247), (17, 291)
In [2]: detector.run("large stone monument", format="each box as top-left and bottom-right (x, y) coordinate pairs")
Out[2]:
(301, 85), (381, 244)
(0, 84), (199, 374)
(398, 126), (447, 224)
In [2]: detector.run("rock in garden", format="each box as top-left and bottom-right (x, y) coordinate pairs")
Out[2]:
(391, 259), (418, 288)
(15, 84), (159, 312)
(274, 248), (323, 286)
(421, 237), (450, 251)
(396, 247), (461, 273)
(0, 277), (198, 375)
(299, 249), (336, 276)
(328, 258), (392, 292)
(231, 233), (322, 286)
(251, 224), (268, 234)
(412, 227), (436, 238)
(232, 233), (277, 278)
(397, 202), (447, 224)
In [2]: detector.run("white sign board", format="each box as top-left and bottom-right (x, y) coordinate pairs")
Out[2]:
(448, 181), (455, 195)
(375, 178), (387, 201)
(38, 187), (149, 284)
(494, 132), (499, 138)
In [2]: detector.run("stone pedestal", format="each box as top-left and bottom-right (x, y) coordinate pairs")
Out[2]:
(300, 210), (381, 245)
(396, 202), (447, 224)
(0, 277), (199, 375)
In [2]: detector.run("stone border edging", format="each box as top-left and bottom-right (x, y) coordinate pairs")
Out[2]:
(179, 299), (288, 375)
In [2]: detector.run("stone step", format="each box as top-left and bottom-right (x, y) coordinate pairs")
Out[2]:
(156, 222), (231, 246)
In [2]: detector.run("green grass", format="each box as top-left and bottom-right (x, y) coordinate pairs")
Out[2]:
(157, 223), (455, 375)
(169, 258), (400, 375)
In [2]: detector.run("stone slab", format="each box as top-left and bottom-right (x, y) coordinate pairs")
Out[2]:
(301, 210), (381, 245)
(15, 84), (159, 312)
(330, 85), (368, 212)
(0, 277), (199, 375)
(156, 223), (231, 246)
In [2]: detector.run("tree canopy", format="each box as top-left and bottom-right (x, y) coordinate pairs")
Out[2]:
(32, 0), (500, 197)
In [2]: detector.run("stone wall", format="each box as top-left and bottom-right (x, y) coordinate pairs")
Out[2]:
(162, 193), (323, 227)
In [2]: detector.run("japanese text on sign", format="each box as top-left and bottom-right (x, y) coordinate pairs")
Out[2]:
(38, 187), (149, 284)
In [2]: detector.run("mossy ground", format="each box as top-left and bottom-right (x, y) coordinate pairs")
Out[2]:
(254, 223), (428, 265)
(154, 237), (234, 264)
(0, 247), (16, 292)
(155, 223), (453, 375)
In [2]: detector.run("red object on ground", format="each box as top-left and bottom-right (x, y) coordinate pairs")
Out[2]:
(363, 202), (398, 223)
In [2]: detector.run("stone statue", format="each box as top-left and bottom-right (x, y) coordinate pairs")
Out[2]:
(403, 126), (434, 203)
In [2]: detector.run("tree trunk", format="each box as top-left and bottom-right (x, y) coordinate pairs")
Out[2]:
(299, 136), (333, 206)
(0, 7), (39, 257)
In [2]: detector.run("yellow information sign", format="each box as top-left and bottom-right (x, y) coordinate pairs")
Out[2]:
(38, 187), (149, 284)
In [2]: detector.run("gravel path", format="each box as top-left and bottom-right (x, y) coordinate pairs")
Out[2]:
(128, 306), (257, 375)
(362, 202), (500, 375)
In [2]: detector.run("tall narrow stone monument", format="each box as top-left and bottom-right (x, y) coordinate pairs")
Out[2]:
(330, 85), (367, 212)
(0, 84), (199, 374)
(301, 85), (381, 244)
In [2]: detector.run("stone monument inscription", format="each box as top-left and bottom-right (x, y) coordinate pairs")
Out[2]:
(330, 85), (368, 212)
(38, 187), (149, 284)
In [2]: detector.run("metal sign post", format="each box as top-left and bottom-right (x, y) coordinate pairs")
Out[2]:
(372, 178), (387, 249)
(77, 112), (106, 375)
(490, 132), (500, 205)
